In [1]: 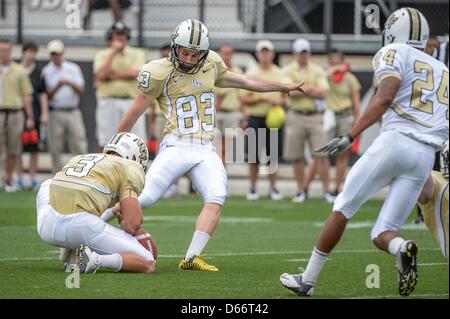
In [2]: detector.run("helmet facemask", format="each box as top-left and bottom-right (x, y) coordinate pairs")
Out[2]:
(170, 44), (209, 74)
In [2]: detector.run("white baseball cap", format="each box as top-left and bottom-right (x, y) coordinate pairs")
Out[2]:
(292, 38), (311, 53)
(47, 40), (65, 54)
(256, 40), (275, 52)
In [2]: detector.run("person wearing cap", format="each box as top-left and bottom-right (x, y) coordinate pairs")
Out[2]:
(42, 39), (87, 174)
(94, 21), (147, 150)
(325, 49), (361, 196)
(215, 43), (244, 164)
(282, 38), (334, 204)
(0, 39), (34, 192)
(241, 40), (285, 201)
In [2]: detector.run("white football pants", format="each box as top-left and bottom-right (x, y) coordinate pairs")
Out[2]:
(139, 134), (228, 208)
(333, 130), (435, 240)
(36, 180), (154, 261)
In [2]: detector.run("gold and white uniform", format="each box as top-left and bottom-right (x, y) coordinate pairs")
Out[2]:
(333, 43), (449, 240)
(418, 171), (449, 260)
(50, 154), (144, 217)
(36, 154), (153, 261)
(136, 50), (229, 207)
(137, 50), (228, 141)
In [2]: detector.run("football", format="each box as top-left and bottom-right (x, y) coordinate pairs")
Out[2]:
(134, 227), (158, 260)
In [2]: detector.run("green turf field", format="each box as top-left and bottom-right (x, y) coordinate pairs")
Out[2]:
(0, 191), (448, 299)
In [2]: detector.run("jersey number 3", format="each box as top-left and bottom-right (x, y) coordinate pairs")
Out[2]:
(65, 154), (106, 178)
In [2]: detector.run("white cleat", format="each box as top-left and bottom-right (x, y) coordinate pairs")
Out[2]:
(280, 268), (315, 297)
(76, 245), (101, 274)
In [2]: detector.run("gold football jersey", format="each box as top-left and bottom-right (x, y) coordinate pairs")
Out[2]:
(419, 170), (449, 260)
(137, 50), (228, 141)
(49, 154), (145, 217)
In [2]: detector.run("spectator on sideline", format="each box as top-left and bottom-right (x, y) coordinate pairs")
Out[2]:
(0, 39), (34, 192)
(16, 41), (49, 190)
(42, 40), (87, 174)
(94, 21), (147, 150)
(282, 38), (334, 204)
(241, 40), (285, 201)
(325, 49), (361, 195)
(215, 43), (243, 164)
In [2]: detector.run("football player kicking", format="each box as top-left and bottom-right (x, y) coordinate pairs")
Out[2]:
(418, 140), (449, 261)
(114, 19), (304, 272)
(280, 8), (448, 296)
(36, 132), (156, 274)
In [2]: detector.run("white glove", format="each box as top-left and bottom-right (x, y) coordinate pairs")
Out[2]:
(315, 134), (354, 156)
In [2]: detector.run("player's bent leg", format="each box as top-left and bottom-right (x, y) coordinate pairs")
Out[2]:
(370, 175), (431, 296)
(63, 213), (156, 274)
(315, 211), (349, 253)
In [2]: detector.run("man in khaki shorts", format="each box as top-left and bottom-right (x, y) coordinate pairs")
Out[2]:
(325, 49), (361, 195)
(94, 21), (147, 149)
(0, 39), (34, 192)
(283, 38), (334, 203)
(215, 44), (243, 163)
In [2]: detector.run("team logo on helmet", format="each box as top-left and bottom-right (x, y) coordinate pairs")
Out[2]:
(385, 15), (399, 29)
(172, 26), (180, 42)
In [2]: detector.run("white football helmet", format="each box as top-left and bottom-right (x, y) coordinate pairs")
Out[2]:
(382, 7), (429, 50)
(440, 140), (449, 180)
(170, 19), (210, 73)
(103, 132), (149, 173)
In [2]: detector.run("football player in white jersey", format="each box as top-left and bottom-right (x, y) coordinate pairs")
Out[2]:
(114, 19), (305, 272)
(280, 7), (448, 297)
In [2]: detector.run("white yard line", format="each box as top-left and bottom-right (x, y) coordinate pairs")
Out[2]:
(418, 262), (448, 266)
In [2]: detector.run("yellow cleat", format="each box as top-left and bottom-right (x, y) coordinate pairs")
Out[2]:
(179, 255), (219, 272)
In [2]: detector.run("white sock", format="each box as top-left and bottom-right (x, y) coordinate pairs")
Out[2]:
(185, 231), (210, 260)
(387, 237), (405, 256)
(302, 247), (330, 285)
(100, 208), (115, 222)
(95, 252), (122, 272)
